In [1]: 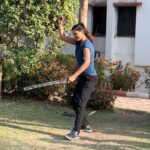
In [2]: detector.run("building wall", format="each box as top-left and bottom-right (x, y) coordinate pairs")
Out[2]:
(105, 0), (136, 64)
(87, 0), (138, 64)
(134, 0), (150, 66)
(105, 0), (150, 67)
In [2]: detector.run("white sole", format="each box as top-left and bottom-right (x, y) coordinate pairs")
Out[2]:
(65, 135), (80, 141)
(83, 130), (92, 133)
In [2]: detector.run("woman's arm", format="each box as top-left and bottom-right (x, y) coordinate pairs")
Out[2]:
(68, 48), (90, 82)
(58, 16), (76, 45)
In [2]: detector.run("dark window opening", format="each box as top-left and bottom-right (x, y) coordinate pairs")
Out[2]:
(93, 7), (107, 36)
(117, 7), (136, 37)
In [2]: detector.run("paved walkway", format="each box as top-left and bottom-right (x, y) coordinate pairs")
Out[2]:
(114, 96), (150, 113)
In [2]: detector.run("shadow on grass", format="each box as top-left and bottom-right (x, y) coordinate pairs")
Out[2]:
(39, 137), (150, 150)
(1, 119), (149, 150)
(0, 99), (150, 150)
(0, 121), (63, 140)
(92, 108), (150, 140)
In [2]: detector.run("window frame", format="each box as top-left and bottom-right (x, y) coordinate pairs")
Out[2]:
(117, 6), (137, 37)
(92, 6), (107, 37)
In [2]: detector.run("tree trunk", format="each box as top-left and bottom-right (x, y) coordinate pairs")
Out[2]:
(79, 0), (88, 27)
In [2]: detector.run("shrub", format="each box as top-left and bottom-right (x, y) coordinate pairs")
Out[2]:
(23, 60), (68, 103)
(3, 46), (40, 92)
(3, 52), (116, 110)
(89, 84), (115, 110)
(88, 59), (116, 110)
(1, 0), (79, 94)
(110, 61), (140, 91)
(0, 0), (79, 50)
(1, 0), (79, 95)
(3, 51), (140, 110)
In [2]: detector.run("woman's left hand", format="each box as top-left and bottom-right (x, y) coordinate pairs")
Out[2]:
(68, 75), (77, 83)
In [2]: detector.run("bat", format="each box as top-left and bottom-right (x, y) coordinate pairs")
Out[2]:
(24, 78), (68, 91)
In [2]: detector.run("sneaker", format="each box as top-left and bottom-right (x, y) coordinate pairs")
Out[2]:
(65, 130), (80, 140)
(82, 125), (92, 133)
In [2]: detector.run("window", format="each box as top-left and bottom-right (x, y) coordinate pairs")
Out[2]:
(117, 7), (136, 37)
(93, 7), (106, 36)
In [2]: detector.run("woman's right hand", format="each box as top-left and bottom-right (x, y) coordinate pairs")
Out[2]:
(57, 16), (76, 45)
(58, 16), (64, 25)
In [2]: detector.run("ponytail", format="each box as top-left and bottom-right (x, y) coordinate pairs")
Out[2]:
(84, 29), (94, 43)
(72, 23), (94, 43)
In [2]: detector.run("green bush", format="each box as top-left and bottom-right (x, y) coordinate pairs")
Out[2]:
(1, 0), (79, 99)
(3, 46), (40, 92)
(3, 52), (116, 110)
(22, 59), (69, 102)
(110, 61), (140, 91)
(1, 0), (79, 95)
(3, 50), (140, 110)
(0, 0), (79, 50)
(88, 59), (116, 110)
(90, 84), (115, 110)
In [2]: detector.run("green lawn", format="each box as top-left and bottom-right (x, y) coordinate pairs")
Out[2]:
(0, 99), (150, 150)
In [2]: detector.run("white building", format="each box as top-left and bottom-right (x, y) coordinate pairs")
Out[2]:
(87, 0), (150, 66)
(63, 0), (150, 93)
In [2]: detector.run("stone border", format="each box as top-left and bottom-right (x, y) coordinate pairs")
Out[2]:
(113, 90), (150, 99)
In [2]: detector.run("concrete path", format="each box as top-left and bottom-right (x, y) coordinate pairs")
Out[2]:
(114, 96), (150, 113)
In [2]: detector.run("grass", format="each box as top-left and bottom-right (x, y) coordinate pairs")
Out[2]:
(0, 98), (150, 150)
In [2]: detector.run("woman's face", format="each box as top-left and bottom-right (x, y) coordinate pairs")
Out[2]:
(72, 30), (84, 41)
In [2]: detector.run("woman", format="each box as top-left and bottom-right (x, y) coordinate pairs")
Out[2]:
(58, 16), (98, 140)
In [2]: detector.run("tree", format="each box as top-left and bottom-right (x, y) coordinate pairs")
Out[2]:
(79, 0), (88, 26)
(0, 0), (79, 50)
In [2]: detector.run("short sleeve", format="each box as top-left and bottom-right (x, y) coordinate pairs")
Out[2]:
(83, 40), (92, 52)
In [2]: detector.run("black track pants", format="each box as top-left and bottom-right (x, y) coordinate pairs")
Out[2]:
(72, 75), (98, 132)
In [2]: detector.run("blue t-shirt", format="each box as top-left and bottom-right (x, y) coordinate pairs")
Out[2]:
(75, 39), (97, 76)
